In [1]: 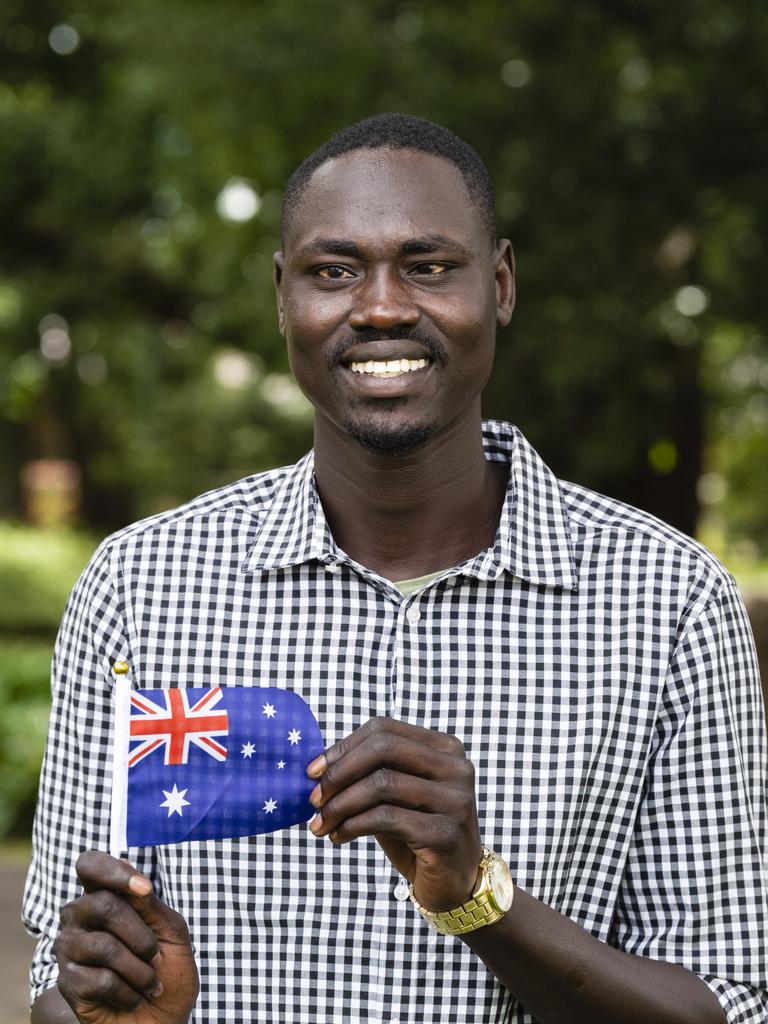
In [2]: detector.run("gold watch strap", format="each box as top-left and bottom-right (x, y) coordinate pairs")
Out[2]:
(409, 848), (510, 936)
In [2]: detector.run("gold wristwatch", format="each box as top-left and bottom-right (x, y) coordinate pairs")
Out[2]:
(409, 847), (514, 936)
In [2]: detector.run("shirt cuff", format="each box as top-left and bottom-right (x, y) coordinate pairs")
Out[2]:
(697, 974), (768, 1024)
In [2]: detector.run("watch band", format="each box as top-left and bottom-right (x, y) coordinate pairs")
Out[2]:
(409, 847), (513, 936)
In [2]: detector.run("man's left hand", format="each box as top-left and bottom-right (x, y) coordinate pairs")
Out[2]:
(306, 717), (482, 911)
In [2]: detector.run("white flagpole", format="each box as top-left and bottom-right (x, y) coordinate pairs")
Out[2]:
(109, 661), (132, 858)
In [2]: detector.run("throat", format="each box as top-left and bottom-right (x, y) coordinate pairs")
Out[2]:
(316, 454), (509, 582)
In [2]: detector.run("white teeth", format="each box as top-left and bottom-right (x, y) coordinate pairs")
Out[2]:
(349, 358), (429, 377)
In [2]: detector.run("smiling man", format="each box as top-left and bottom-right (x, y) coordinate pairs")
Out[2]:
(27, 115), (767, 1024)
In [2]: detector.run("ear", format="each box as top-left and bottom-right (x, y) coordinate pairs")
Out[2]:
(495, 239), (515, 327)
(273, 251), (285, 336)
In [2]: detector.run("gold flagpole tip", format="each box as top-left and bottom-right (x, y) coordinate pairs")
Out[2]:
(113, 660), (130, 675)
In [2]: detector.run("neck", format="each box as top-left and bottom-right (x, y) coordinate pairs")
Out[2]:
(313, 411), (509, 581)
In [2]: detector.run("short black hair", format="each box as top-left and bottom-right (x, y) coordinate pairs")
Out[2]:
(280, 113), (497, 247)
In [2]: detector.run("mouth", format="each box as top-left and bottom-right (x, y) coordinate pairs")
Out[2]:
(348, 357), (430, 379)
(337, 339), (437, 386)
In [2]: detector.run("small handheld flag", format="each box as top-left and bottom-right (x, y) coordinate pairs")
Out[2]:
(110, 680), (324, 852)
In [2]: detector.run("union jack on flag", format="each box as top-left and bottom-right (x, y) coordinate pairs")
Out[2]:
(110, 683), (324, 851)
(128, 687), (229, 767)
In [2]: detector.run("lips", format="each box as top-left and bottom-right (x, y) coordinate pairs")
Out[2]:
(338, 339), (434, 366)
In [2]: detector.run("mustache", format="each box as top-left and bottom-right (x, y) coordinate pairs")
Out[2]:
(327, 327), (448, 370)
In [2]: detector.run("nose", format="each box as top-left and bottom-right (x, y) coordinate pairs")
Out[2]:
(348, 267), (420, 331)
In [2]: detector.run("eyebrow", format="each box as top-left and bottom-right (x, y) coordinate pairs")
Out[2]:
(298, 234), (471, 260)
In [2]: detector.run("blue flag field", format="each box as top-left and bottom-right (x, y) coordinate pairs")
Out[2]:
(110, 683), (325, 850)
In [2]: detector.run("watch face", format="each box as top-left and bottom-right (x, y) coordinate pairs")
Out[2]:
(488, 857), (514, 912)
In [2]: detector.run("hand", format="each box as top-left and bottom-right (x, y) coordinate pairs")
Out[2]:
(54, 852), (199, 1024)
(307, 717), (483, 911)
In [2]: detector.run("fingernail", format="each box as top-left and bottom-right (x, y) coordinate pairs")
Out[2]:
(309, 814), (323, 834)
(152, 980), (164, 998)
(129, 874), (152, 896)
(307, 754), (327, 778)
(309, 784), (322, 807)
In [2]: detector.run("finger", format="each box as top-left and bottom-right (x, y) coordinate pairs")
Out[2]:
(309, 717), (464, 777)
(326, 804), (461, 852)
(55, 927), (159, 998)
(314, 732), (473, 806)
(58, 961), (144, 1014)
(76, 850), (191, 949)
(311, 770), (465, 837)
(76, 850), (152, 898)
(63, 890), (160, 964)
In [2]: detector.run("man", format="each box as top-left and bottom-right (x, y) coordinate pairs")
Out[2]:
(26, 114), (767, 1023)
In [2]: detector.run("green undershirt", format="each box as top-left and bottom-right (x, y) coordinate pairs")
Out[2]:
(394, 570), (446, 596)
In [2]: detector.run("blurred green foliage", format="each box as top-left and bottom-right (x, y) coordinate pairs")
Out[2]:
(0, 0), (766, 545)
(0, 523), (96, 836)
(0, 639), (51, 836)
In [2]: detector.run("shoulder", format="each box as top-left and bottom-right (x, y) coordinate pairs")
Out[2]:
(81, 463), (298, 579)
(560, 477), (735, 610)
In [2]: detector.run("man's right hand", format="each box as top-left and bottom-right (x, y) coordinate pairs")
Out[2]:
(49, 851), (199, 1024)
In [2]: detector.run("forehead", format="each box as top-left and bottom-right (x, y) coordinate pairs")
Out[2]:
(285, 148), (484, 252)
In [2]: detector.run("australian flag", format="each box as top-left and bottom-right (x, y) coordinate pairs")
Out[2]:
(111, 685), (324, 848)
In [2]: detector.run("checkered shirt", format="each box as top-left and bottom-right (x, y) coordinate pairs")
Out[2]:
(24, 421), (768, 1023)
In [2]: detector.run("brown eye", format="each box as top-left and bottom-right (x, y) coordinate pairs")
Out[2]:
(315, 265), (354, 280)
(413, 262), (451, 275)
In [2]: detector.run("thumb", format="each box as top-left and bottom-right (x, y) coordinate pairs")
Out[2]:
(125, 879), (192, 948)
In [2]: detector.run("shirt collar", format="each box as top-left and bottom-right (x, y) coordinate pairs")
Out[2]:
(243, 421), (578, 591)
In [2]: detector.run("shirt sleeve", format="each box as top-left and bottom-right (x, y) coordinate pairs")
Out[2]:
(21, 540), (158, 1005)
(608, 573), (768, 1023)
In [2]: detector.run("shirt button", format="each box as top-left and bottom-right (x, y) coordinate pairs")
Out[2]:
(326, 561), (341, 574)
(406, 606), (421, 625)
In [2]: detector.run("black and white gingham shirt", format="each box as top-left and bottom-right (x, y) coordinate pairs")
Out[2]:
(24, 421), (768, 1023)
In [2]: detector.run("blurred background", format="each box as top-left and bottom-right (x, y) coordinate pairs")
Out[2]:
(1, 0), (767, 1018)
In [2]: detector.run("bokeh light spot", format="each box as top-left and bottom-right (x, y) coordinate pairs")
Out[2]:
(501, 60), (531, 88)
(216, 179), (261, 222)
(49, 24), (80, 55)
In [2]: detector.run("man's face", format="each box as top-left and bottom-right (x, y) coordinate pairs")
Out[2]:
(275, 148), (514, 455)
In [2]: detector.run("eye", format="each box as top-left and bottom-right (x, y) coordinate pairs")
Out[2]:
(410, 262), (453, 276)
(313, 265), (356, 280)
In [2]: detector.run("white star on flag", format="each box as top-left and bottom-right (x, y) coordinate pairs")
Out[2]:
(262, 703), (276, 719)
(160, 784), (190, 818)
(263, 798), (278, 814)
(287, 728), (301, 746)
(241, 742), (256, 758)
(276, 760), (285, 770)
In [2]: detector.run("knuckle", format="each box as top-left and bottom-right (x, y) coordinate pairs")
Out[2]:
(370, 732), (395, 758)
(375, 803), (396, 826)
(448, 734), (466, 756)
(93, 966), (118, 997)
(458, 757), (475, 781)
(93, 932), (120, 962)
(370, 767), (395, 795)
(92, 890), (120, 922)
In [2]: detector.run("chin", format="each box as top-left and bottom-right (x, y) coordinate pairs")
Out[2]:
(342, 416), (438, 456)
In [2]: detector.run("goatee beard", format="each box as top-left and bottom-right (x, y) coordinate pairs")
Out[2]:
(343, 419), (437, 456)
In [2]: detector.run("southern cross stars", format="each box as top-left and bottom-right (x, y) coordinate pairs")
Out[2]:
(287, 728), (301, 746)
(263, 798), (278, 814)
(160, 784), (190, 817)
(262, 703), (276, 718)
